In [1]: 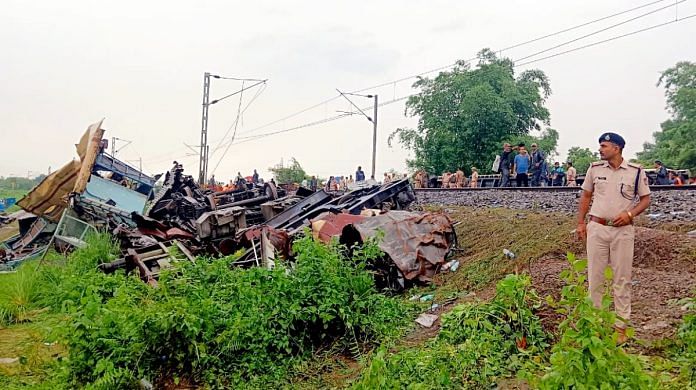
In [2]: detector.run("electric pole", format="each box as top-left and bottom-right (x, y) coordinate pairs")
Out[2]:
(199, 72), (211, 185)
(337, 90), (378, 179)
(371, 94), (378, 179)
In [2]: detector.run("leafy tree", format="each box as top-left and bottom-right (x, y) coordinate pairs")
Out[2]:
(389, 49), (552, 174)
(636, 61), (696, 172)
(268, 157), (308, 184)
(567, 147), (599, 174)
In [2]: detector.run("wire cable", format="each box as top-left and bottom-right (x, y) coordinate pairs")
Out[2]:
(210, 81), (267, 155)
(211, 81), (247, 175)
(229, 13), (695, 145)
(234, 0), (678, 138)
(516, 13), (695, 67)
(498, 0), (670, 52)
(514, 0), (686, 63)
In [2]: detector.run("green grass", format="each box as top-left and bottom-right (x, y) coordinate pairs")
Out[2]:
(0, 265), (43, 326)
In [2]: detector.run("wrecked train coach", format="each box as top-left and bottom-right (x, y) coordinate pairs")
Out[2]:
(1, 120), (457, 291)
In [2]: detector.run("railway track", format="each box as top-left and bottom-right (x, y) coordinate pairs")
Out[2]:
(414, 185), (696, 222)
(414, 185), (696, 192)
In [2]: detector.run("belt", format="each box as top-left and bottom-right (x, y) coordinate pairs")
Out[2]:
(590, 216), (612, 226)
(589, 215), (631, 226)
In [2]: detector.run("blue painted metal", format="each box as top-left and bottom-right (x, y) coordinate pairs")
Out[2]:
(0, 198), (16, 212)
(94, 152), (156, 193)
(84, 175), (148, 214)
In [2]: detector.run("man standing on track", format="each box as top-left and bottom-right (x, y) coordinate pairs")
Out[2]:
(499, 143), (517, 187)
(513, 145), (531, 187)
(576, 132), (651, 344)
(530, 143), (546, 186)
(566, 161), (577, 187)
(455, 168), (465, 188)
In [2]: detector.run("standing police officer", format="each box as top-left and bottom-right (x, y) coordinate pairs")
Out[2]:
(576, 132), (651, 344)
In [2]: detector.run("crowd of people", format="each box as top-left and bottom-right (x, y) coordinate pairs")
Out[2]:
(318, 166), (409, 192)
(203, 152), (693, 194)
(500, 142), (576, 187)
(414, 142), (693, 189)
(207, 169), (273, 192)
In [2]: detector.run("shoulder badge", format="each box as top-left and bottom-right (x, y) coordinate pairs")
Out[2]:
(591, 161), (604, 166)
(627, 162), (642, 169)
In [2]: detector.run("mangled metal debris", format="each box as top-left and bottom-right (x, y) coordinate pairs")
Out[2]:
(2, 119), (457, 291)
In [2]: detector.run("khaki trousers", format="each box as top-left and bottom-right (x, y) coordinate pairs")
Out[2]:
(586, 221), (635, 327)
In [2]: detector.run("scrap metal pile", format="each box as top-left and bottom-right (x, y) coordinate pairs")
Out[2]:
(1, 120), (457, 290)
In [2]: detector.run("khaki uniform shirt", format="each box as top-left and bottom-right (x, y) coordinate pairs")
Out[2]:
(567, 167), (577, 182)
(581, 159), (650, 220)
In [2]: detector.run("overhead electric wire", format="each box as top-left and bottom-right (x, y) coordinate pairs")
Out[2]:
(210, 80), (247, 175)
(233, 95), (413, 144)
(498, 0), (670, 51)
(229, 12), (695, 146)
(516, 13), (696, 67)
(210, 81), (267, 155)
(233, 0), (679, 138)
(514, 0), (686, 63)
(150, 0), (693, 164)
(209, 79), (267, 105)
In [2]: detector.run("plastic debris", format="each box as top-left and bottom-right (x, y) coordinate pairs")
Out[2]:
(442, 259), (460, 272)
(503, 249), (516, 259)
(419, 294), (434, 302)
(415, 313), (439, 328)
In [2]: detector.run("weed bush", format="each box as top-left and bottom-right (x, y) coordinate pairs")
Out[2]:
(672, 294), (696, 385)
(353, 274), (547, 389)
(37, 232), (410, 388)
(0, 264), (42, 325)
(531, 253), (657, 389)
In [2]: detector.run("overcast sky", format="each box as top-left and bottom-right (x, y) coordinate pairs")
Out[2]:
(1, 0), (694, 181)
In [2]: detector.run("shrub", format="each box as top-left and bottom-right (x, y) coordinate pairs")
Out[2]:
(42, 232), (411, 388)
(353, 274), (547, 389)
(0, 264), (42, 325)
(533, 253), (657, 389)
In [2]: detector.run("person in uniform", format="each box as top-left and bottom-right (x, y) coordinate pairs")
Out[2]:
(441, 171), (451, 189)
(566, 161), (577, 186)
(455, 168), (465, 188)
(576, 132), (651, 344)
(414, 171), (422, 188)
(469, 167), (479, 188)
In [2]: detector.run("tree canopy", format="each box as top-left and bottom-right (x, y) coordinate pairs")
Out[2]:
(389, 49), (552, 174)
(636, 61), (696, 172)
(268, 158), (308, 184)
(567, 147), (599, 175)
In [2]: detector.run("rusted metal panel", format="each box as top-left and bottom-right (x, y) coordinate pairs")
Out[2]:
(352, 211), (455, 282)
(310, 212), (365, 243)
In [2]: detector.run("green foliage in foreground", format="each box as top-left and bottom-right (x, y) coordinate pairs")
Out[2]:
(672, 294), (696, 385)
(532, 254), (657, 389)
(0, 265), (42, 325)
(354, 274), (547, 389)
(31, 232), (412, 388)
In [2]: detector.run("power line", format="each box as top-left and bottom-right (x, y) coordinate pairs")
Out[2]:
(232, 0), (679, 139)
(147, 1), (692, 163)
(228, 13), (695, 146)
(210, 81), (247, 175)
(498, 0), (670, 52)
(516, 13), (695, 67)
(233, 95), (412, 144)
(210, 82), (267, 155)
(209, 79), (267, 105)
(515, 0), (686, 63)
